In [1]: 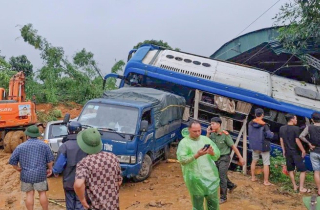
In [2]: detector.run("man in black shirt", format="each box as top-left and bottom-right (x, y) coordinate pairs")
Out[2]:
(300, 112), (320, 195)
(279, 113), (309, 193)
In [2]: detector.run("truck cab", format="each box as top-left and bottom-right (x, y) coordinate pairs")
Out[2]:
(77, 87), (185, 181)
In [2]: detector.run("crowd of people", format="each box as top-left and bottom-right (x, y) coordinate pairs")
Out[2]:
(177, 108), (320, 210)
(7, 108), (320, 210)
(9, 123), (122, 210)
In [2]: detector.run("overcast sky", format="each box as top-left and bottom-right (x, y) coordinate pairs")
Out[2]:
(0, 0), (285, 76)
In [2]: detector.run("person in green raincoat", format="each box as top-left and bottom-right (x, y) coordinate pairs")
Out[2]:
(177, 121), (221, 210)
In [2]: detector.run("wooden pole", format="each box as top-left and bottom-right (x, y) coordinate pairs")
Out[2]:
(194, 89), (200, 120)
(242, 122), (248, 175)
(229, 117), (247, 168)
(229, 125), (244, 167)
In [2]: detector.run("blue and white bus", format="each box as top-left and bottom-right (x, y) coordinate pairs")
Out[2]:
(104, 44), (320, 172)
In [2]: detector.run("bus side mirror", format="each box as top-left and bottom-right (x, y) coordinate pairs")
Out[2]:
(140, 120), (149, 132)
(63, 114), (70, 124)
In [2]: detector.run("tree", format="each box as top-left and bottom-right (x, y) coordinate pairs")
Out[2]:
(133, 39), (180, 51)
(0, 51), (11, 71)
(73, 48), (103, 79)
(9, 55), (33, 77)
(0, 52), (15, 90)
(19, 24), (123, 104)
(274, 0), (320, 53)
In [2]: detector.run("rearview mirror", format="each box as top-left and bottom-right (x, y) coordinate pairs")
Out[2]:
(63, 114), (70, 124)
(140, 120), (149, 132)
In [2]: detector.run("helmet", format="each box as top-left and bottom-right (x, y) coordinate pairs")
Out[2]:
(68, 121), (82, 134)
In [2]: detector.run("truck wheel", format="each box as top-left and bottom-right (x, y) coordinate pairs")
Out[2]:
(3, 131), (14, 153)
(133, 154), (152, 182)
(11, 131), (26, 152)
(0, 131), (4, 147)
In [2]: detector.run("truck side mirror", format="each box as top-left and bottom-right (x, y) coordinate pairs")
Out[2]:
(140, 120), (149, 132)
(63, 114), (70, 124)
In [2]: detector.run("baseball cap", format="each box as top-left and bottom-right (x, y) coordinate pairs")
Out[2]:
(255, 108), (264, 116)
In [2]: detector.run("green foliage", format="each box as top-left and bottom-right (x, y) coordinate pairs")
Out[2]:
(269, 150), (289, 184)
(51, 109), (62, 118)
(9, 55), (33, 77)
(36, 111), (57, 123)
(268, 149), (314, 192)
(133, 40), (180, 51)
(18, 24), (124, 105)
(0, 56), (11, 71)
(274, 0), (320, 53)
(0, 70), (16, 90)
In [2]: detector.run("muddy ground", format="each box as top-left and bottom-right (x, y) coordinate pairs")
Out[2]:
(0, 149), (309, 210)
(0, 104), (310, 209)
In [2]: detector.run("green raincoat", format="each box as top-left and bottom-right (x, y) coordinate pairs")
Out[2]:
(177, 135), (220, 210)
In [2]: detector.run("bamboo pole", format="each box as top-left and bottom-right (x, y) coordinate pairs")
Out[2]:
(194, 89), (200, 119)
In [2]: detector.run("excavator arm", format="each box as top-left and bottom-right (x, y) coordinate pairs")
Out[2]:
(7, 71), (26, 103)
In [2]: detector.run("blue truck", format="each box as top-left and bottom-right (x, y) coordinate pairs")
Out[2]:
(101, 44), (320, 173)
(76, 87), (185, 181)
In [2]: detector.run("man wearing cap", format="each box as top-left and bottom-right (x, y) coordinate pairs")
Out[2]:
(300, 112), (320, 195)
(207, 117), (245, 204)
(9, 125), (55, 210)
(248, 108), (274, 186)
(74, 128), (122, 210)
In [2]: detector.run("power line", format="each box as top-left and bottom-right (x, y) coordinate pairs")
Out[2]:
(214, 0), (281, 60)
(242, 43), (270, 64)
(236, 0), (281, 37)
(272, 54), (296, 75)
(215, 45), (239, 59)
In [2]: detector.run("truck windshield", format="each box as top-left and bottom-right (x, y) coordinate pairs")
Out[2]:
(49, 124), (68, 138)
(78, 103), (139, 135)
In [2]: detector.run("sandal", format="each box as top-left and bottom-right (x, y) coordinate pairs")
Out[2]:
(300, 188), (311, 193)
(263, 182), (274, 186)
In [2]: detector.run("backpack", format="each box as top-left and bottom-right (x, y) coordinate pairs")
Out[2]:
(248, 122), (271, 152)
(303, 195), (320, 210)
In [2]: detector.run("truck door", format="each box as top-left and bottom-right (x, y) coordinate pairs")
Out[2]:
(137, 109), (155, 162)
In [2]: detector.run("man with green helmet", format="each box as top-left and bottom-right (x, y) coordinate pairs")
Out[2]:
(74, 128), (122, 210)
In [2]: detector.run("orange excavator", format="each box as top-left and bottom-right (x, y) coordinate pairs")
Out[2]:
(0, 71), (38, 153)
